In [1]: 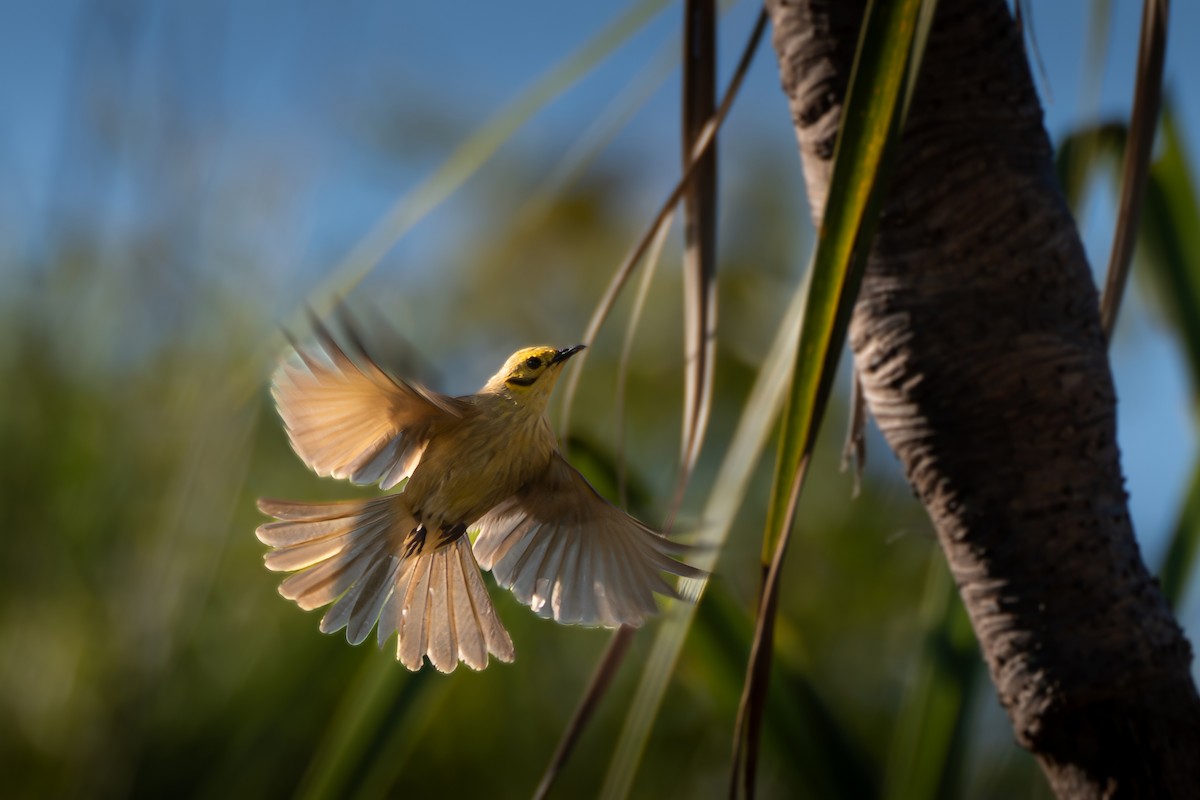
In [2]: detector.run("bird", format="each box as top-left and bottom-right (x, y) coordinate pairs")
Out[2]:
(256, 318), (702, 673)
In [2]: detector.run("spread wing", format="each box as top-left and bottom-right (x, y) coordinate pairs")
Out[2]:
(472, 454), (703, 628)
(272, 317), (467, 488)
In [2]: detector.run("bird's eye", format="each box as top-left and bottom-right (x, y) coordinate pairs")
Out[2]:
(525, 356), (543, 369)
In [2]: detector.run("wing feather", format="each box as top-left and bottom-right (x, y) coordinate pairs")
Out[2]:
(473, 454), (704, 628)
(456, 540), (516, 665)
(272, 317), (466, 488)
(553, 529), (587, 624)
(528, 527), (569, 620)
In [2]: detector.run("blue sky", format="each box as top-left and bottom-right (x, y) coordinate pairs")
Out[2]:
(3, 1), (1197, 270)
(2, 0), (1198, 618)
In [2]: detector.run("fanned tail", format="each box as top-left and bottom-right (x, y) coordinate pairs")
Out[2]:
(257, 497), (514, 672)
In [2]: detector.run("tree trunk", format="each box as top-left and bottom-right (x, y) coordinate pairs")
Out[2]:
(764, 0), (1200, 795)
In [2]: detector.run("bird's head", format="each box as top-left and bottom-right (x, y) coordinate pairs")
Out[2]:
(483, 344), (586, 407)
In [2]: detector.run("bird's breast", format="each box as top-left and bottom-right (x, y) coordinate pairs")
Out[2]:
(403, 406), (554, 528)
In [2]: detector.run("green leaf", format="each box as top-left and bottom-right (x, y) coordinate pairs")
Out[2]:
(1142, 108), (1200, 383)
(1055, 123), (1126, 213)
(734, 1), (939, 795)
(762, 0), (934, 558)
(1161, 458), (1200, 611)
(1142, 108), (1200, 608)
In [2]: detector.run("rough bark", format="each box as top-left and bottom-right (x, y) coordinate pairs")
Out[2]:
(765, 0), (1200, 796)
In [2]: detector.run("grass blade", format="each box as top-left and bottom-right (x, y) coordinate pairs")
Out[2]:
(1058, 0), (1113, 215)
(231, 0), (679, 399)
(695, 588), (879, 797)
(1099, 0), (1169, 338)
(1162, 458), (1200, 610)
(517, 27), (683, 231)
(732, 1), (937, 795)
(531, 207), (669, 794)
(841, 370), (867, 496)
(883, 558), (980, 800)
(679, 0), (719, 484)
(599, 267), (809, 800)
(295, 654), (408, 800)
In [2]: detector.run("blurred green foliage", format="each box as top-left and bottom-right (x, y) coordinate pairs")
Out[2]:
(0, 163), (1035, 797)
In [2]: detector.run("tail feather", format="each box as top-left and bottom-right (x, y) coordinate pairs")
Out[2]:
(323, 553), (400, 645)
(377, 558), (416, 647)
(447, 545), (489, 669)
(256, 496), (514, 672)
(257, 497), (370, 523)
(398, 554), (433, 669)
(262, 508), (391, 572)
(279, 527), (387, 610)
(426, 556), (456, 671)
(263, 532), (356, 573)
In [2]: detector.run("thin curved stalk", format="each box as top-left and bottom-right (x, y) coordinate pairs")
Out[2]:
(557, 10), (769, 442)
(679, 0), (719, 487)
(295, 654), (409, 800)
(616, 211), (676, 506)
(532, 628), (636, 800)
(1099, 0), (1169, 339)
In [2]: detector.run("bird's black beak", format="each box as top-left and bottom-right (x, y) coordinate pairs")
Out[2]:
(552, 344), (586, 364)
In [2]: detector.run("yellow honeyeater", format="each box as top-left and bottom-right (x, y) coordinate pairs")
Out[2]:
(256, 321), (701, 672)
